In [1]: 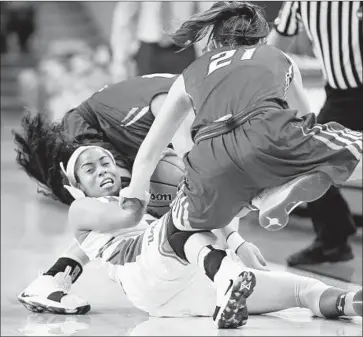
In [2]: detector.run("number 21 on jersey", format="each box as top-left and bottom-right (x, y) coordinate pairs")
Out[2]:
(207, 48), (256, 76)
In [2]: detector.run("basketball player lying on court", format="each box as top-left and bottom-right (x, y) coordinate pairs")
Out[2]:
(18, 145), (362, 329)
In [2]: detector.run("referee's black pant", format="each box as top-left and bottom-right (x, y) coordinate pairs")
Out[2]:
(307, 84), (363, 247)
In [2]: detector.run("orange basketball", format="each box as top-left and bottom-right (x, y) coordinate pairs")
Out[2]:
(147, 154), (185, 218)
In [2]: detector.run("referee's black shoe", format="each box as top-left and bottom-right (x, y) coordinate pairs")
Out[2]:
(287, 240), (354, 266)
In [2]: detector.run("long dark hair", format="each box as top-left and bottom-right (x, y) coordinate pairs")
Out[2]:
(13, 111), (131, 205)
(171, 1), (269, 50)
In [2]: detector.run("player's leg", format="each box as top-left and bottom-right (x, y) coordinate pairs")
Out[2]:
(184, 223), (363, 319)
(170, 244), (362, 319)
(165, 213), (256, 328)
(68, 215), (210, 317)
(134, 215), (217, 317)
(244, 266), (362, 318)
(192, 220), (362, 318)
(166, 138), (260, 328)
(44, 240), (89, 280)
(18, 239), (90, 314)
(149, 222), (362, 320)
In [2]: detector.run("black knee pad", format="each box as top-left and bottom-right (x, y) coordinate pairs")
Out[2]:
(166, 213), (208, 262)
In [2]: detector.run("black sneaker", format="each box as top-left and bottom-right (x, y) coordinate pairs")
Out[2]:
(287, 241), (354, 266)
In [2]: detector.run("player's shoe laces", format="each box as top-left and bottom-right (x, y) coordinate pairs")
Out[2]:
(212, 257), (256, 329)
(18, 266), (90, 315)
(251, 172), (332, 231)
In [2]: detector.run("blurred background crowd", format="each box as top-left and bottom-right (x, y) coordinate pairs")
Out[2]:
(1, 1), (361, 281)
(0, 1), (321, 119)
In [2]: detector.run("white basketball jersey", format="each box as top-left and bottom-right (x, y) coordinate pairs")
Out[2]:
(77, 197), (214, 316)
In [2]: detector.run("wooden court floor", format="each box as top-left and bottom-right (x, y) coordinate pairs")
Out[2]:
(1, 110), (362, 336)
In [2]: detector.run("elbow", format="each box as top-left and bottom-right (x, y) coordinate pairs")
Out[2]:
(68, 202), (103, 232)
(68, 211), (102, 233)
(96, 210), (142, 233)
(98, 204), (145, 233)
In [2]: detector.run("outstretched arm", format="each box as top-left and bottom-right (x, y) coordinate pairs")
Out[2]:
(150, 92), (195, 158)
(68, 197), (146, 232)
(127, 75), (193, 199)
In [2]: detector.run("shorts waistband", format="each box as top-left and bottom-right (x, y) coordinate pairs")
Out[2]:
(194, 102), (281, 145)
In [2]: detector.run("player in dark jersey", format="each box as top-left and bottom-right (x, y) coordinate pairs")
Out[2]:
(121, 1), (362, 328)
(13, 74), (177, 206)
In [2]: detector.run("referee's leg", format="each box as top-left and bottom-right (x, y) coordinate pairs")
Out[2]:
(288, 87), (362, 266)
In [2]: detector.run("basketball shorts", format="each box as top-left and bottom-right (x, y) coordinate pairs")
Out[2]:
(171, 108), (362, 230)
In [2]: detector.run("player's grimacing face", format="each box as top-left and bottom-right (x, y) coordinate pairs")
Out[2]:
(74, 148), (122, 198)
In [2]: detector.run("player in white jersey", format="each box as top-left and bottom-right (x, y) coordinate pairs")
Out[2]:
(77, 209), (217, 318)
(76, 206), (362, 321)
(19, 146), (362, 328)
(19, 145), (258, 328)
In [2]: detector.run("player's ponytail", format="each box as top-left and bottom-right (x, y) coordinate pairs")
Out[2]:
(171, 1), (269, 49)
(13, 111), (80, 205)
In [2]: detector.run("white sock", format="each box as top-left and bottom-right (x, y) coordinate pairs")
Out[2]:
(343, 292), (356, 316)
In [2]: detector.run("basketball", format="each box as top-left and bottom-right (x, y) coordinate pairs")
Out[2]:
(147, 154), (185, 218)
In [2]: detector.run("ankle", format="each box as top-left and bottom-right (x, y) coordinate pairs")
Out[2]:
(44, 257), (83, 283)
(319, 288), (354, 318)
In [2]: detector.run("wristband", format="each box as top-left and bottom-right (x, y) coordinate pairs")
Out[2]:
(226, 231), (246, 253)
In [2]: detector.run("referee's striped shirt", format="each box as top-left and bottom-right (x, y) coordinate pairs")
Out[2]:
(274, 1), (363, 90)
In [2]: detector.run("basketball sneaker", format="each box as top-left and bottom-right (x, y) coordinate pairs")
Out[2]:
(18, 266), (90, 314)
(251, 172), (332, 231)
(212, 256), (256, 329)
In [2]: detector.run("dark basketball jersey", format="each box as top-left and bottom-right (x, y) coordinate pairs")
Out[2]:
(183, 45), (293, 138)
(62, 74), (177, 160)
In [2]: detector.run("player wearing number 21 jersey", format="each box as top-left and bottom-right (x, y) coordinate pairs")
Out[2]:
(127, 2), (362, 234)
(124, 1), (362, 326)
